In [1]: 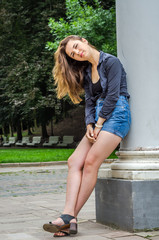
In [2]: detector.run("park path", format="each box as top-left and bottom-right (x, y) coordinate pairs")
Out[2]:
(0, 164), (159, 240)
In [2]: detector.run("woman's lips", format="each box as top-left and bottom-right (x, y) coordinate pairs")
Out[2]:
(80, 51), (84, 57)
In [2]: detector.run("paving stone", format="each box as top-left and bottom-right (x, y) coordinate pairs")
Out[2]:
(113, 236), (146, 240)
(43, 232), (110, 240)
(78, 221), (113, 236)
(69, 234), (110, 240)
(0, 233), (39, 240)
(0, 165), (158, 240)
(101, 230), (134, 238)
(136, 231), (159, 237)
(150, 237), (159, 240)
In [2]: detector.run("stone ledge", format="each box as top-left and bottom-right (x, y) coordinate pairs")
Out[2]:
(0, 161), (67, 168)
(98, 169), (112, 179)
(0, 159), (117, 168)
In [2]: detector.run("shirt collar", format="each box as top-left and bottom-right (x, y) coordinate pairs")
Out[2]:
(85, 50), (106, 74)
(98, 50), (108, 64)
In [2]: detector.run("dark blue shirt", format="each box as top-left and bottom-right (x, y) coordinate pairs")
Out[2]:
(84, 51), (130, 126)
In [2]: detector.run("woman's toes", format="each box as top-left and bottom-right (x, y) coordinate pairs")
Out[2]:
(54, 230), (69, 237)
(54, 232), (64, 237)
(52, 217), (64, 225)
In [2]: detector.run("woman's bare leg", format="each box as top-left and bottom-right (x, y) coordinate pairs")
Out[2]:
(74, 131), (122, 217)
(63, 136), (92, 215)
(52, 135), (92, 227)
(53, 132), (121, 237)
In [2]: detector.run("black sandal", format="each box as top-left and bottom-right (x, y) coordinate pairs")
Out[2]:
(70, 220), (78, 235)
(54, 230), (70, 237)
(43, 214), (77, 234)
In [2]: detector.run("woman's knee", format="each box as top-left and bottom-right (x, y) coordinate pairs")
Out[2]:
(67, 155), (82, 170)
(84, 154), (98, 172)
(67, 155), (75, 168)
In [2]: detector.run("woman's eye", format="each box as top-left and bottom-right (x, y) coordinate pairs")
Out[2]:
(75, 44), (78, 49)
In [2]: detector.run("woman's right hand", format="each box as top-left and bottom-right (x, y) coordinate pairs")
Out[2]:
(86, 124), (96, 144)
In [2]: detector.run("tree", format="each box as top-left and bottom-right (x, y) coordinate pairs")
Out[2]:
(0, 0), (116, 139)
(86, 0), (115, 9)
(46, 0), (116, 55)
(0, 0), (65, 139)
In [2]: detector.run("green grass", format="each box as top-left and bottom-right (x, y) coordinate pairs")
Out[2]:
(0, 149), (118, 163)
(0, 149), (74, 163)
(108, 150), (117, 159)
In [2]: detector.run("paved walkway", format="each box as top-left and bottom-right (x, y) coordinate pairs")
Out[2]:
(0, 164), (159, 240)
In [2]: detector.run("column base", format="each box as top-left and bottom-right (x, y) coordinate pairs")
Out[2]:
(111, 150), (159, 180)
(95, 178), (159, 231)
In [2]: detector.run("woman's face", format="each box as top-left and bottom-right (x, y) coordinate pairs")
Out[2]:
(65, 38), (90, 61)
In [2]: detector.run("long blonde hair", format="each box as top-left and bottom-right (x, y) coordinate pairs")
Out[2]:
(53, 35), (90, 104)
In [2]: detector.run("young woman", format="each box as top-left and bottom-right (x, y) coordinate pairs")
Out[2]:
(43, 35), (131, 237)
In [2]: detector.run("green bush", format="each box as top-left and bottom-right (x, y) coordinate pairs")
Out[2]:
(46, 0), (116, 55)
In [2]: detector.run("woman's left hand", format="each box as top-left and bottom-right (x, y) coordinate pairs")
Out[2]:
(93, 127), (101, 140)
(94, 117), (105, 140)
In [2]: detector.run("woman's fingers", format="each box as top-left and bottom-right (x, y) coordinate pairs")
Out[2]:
(89, 128), (94, 138)
(86, 129), (96, 143)
(94, 127), (101, 139)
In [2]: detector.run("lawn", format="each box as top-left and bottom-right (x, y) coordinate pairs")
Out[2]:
(0, 149), (118, 163)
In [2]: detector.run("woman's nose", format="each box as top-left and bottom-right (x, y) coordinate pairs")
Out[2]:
(73, 49), (79, 55)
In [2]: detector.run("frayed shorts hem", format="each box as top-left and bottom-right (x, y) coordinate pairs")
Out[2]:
(100, 128), (123, 139)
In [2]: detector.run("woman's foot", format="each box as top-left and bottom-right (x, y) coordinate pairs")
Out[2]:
(43, 214), (77, 234)
(51, 217), (65, 226)
(53, 218), (77, 237)
(54, 229), (70, 237)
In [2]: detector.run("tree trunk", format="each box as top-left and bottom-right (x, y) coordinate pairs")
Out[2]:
(41, 122), (48, 139)
(10, 123), (14, 137)
(16, 119), (22, 140)
(27, 125), (33, 135)
(50, 119), (54, 136)
(0, 128), (3, 135)
(3, 123), (9, 137)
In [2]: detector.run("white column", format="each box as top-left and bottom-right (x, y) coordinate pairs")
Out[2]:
(96, 1), (159, 230)
(111, 0), (159, 180)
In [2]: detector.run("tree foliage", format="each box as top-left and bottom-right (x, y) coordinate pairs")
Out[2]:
(0, 0), (116, 139)
(0, 0), (65, 139)
(46, 0), (116, 55)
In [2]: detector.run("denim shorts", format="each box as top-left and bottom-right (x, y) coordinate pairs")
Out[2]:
(95, 96), (131, 139)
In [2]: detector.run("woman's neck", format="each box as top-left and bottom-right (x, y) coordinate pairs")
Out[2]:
(88, 48), (100, 67)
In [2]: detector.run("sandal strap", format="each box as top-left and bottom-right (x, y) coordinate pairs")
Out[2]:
(60, 214), (75, 225)
(54, 230), (70, 237)
(60, 230), (70, 236)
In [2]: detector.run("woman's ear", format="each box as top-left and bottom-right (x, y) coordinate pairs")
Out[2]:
(82, 38), (88, 44)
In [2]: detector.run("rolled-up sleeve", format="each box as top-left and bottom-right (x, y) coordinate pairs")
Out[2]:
(84, 80), (96, 126)
(98, 57), (122, 120)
